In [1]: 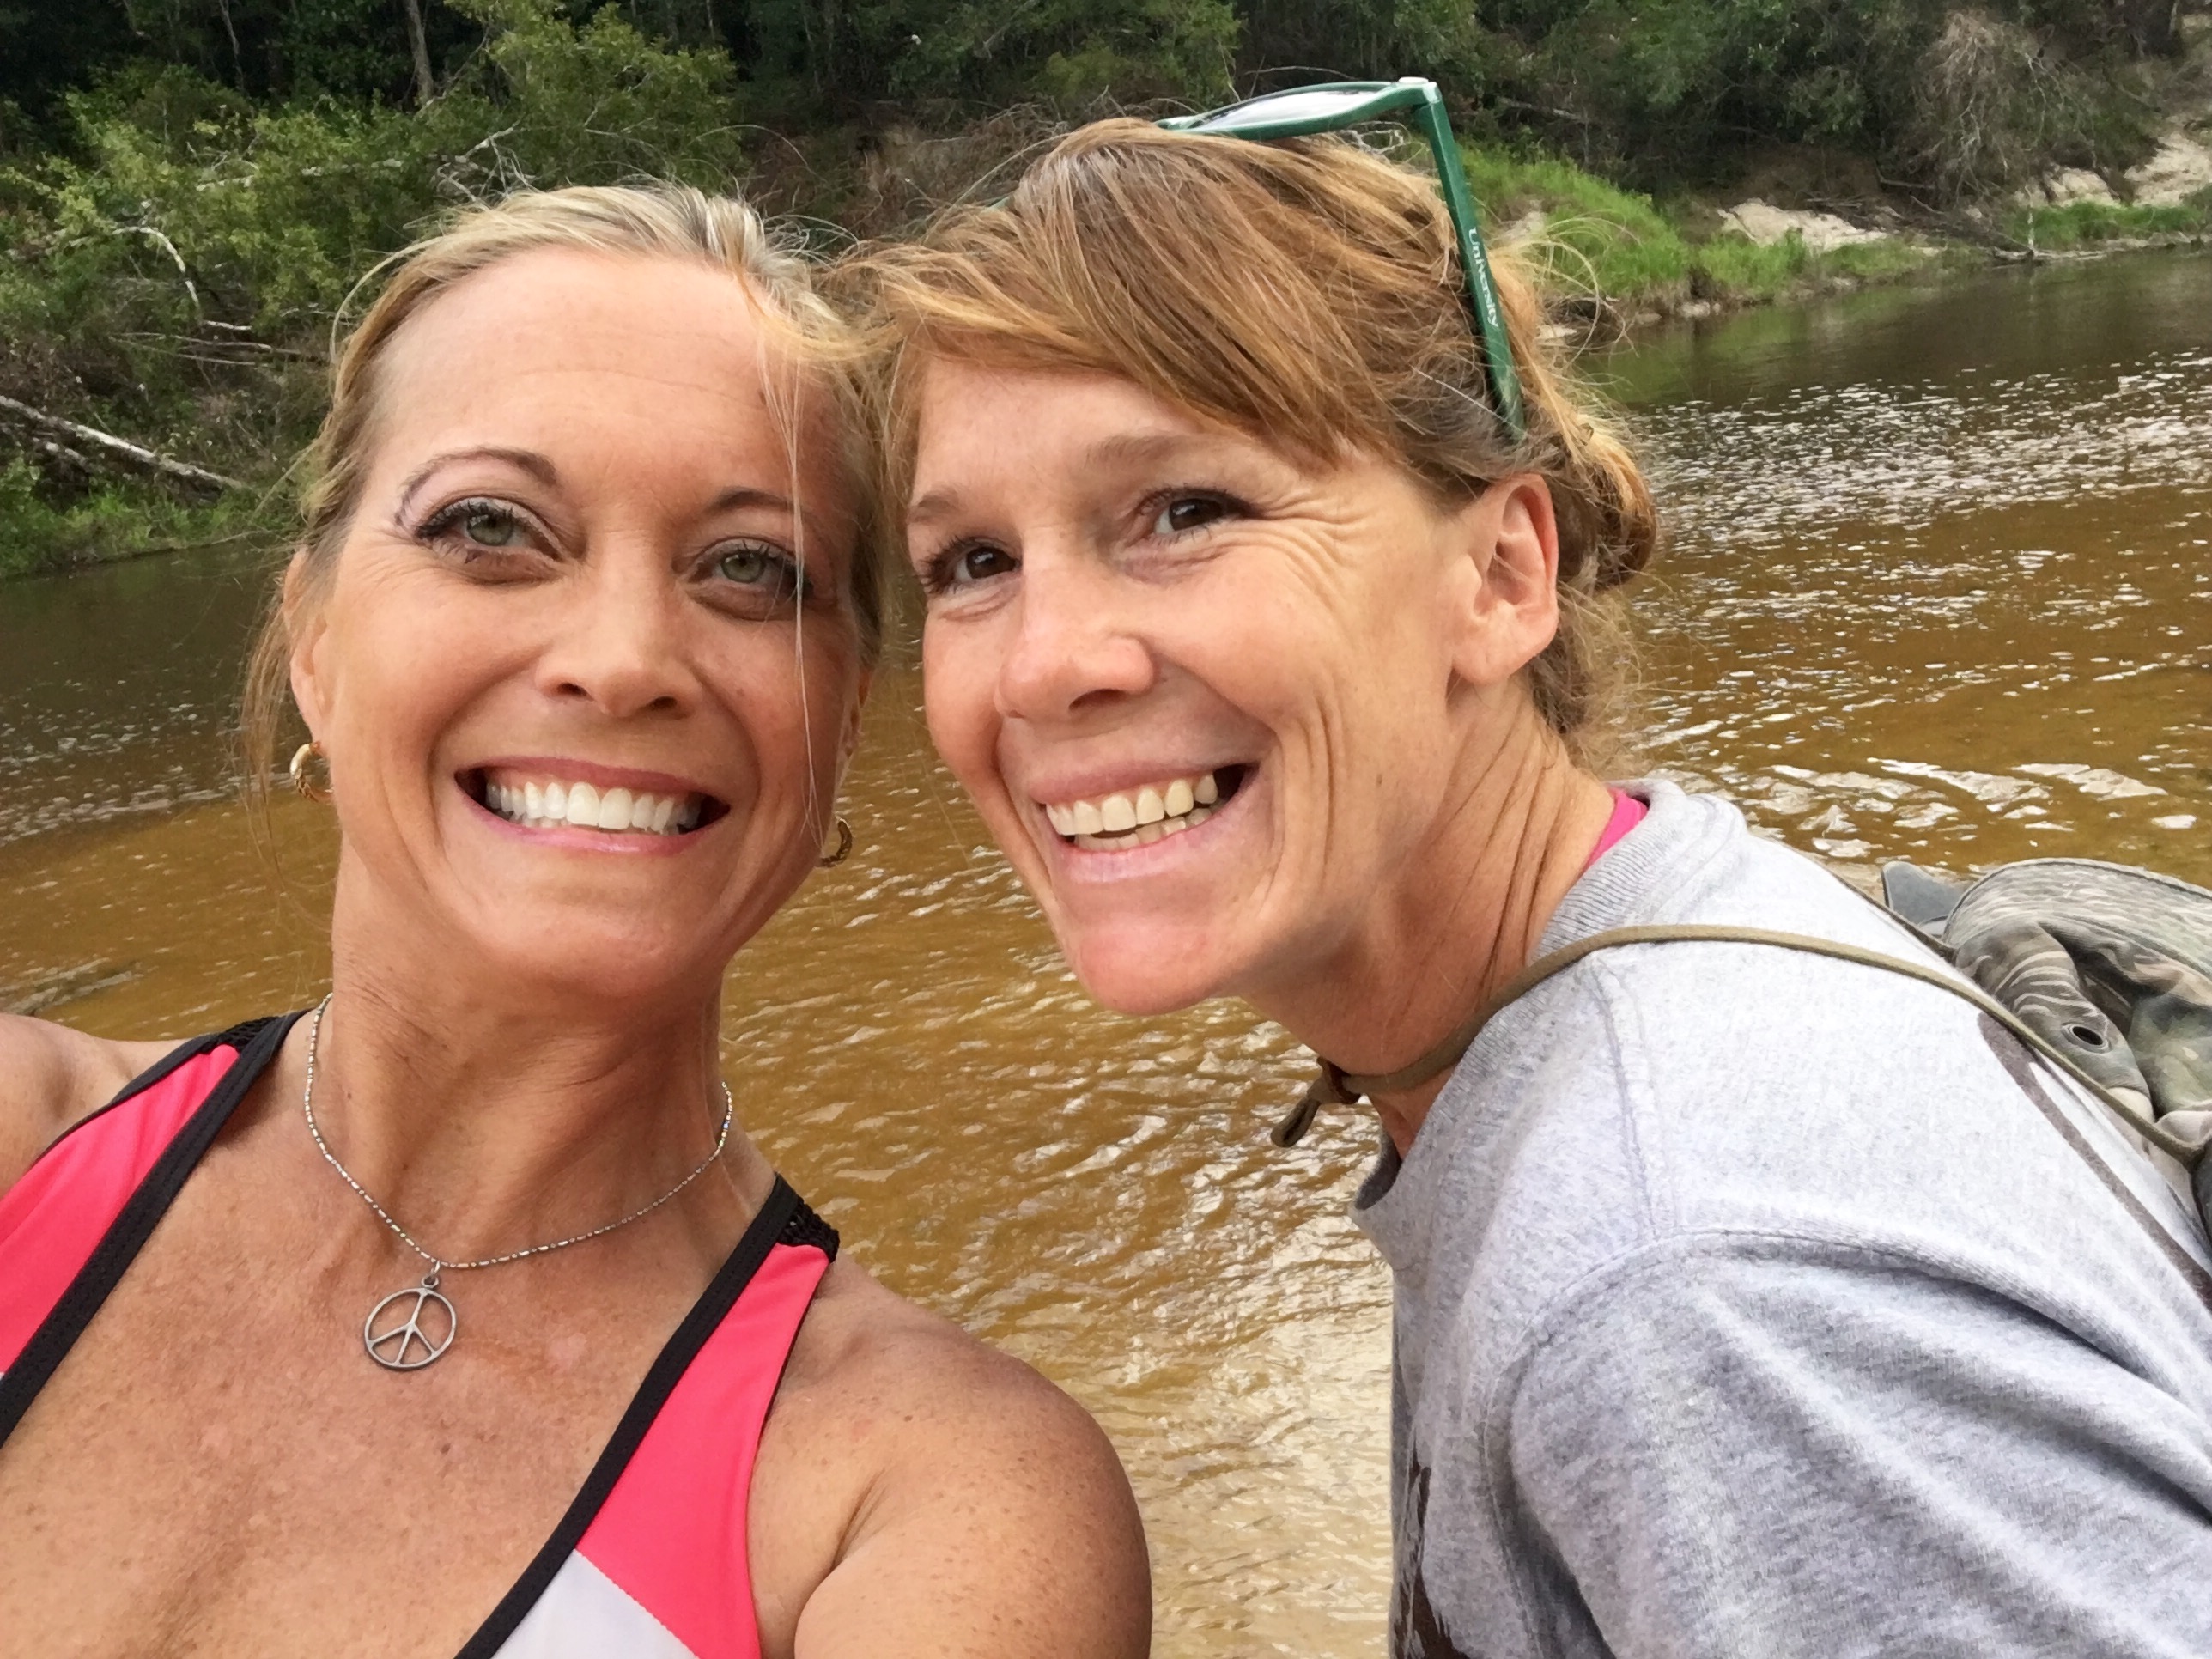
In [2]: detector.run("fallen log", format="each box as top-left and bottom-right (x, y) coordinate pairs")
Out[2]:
(0, 393), (242, 495)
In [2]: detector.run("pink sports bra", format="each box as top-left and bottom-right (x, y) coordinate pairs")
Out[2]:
(0, 1014), (836, 1659)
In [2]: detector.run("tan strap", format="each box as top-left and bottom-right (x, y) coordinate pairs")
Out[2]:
(1279, 924), (2202, 1163)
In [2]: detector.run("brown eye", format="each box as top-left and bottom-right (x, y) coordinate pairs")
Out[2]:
(957, 545), (1015, 583)
(1152, 495), (1232, 537)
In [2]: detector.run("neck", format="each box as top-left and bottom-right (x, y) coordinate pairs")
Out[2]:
(304, 878), (759, 1262)
(1252, 698), (1613, 1161)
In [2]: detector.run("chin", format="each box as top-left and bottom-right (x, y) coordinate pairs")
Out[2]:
(471, 913), (723, 1007)
(1064, 934), (1235, 1018)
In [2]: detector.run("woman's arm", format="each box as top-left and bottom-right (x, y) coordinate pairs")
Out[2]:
(1505, 1237), (2212, 1656)
(0, 1015), (173, 1196)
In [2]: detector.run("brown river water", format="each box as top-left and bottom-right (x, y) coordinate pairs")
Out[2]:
(3, 252), (2209, 1653)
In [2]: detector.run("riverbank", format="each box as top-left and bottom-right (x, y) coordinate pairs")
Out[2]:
(3, 10), (2206, 583)
(1465, 146), (2211, 337)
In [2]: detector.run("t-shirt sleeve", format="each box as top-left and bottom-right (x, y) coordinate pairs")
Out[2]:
(1502, 1238), (2212, 1658)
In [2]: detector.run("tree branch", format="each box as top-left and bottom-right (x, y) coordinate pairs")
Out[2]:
(0, 396), (242, 495)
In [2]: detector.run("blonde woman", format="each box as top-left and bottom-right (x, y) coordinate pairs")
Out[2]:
(0, 185), (1147, 1657)
(860, 96), (2212, 1658)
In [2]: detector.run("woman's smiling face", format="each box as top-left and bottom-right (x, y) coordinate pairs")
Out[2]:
(908, 359), (1515, 1017)
(291, 246), (866, 1005)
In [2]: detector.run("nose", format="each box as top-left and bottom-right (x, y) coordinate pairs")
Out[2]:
(994, 550), (1158, 724)
(536, 542), (702, 720)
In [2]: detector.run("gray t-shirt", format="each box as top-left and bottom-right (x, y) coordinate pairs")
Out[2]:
(1351, 781), (2212, 1658)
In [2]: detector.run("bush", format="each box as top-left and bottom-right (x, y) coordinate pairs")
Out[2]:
(0, 457), (253, 577)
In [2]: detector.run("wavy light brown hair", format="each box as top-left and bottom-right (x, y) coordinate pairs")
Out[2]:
(243, 182), (889, 812)
(854, 120), (1659, 763)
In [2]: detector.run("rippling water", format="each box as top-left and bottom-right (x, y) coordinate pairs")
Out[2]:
(3, 252), (2209, 1653)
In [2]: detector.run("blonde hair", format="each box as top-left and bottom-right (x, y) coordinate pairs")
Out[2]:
(242, 182), (888, 811)
(854, 121), (1659, 763)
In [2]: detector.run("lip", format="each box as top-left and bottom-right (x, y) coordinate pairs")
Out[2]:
(464, 792), (708, 854)
(466, 754), (721, 800)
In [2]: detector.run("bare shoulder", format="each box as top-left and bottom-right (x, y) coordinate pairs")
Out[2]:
(753, 1257), (1149, 1659)
(0, 1015), (176, 1196)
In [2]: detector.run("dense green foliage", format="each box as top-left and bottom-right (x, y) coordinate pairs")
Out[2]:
(0, 0), (2204, 573)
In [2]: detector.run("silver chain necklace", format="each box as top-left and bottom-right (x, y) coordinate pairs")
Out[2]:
(301, 995), (734, 1372)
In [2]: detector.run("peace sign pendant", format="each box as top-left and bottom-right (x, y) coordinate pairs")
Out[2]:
(364, 1273), (458, 1371)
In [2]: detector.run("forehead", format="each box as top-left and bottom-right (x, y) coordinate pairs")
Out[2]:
(370, 246), (838, 500)
(909, 358), (1224, 480)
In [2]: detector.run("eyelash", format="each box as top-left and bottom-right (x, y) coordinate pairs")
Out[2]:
(916, 484), (1249, 597)
(705, 541), (811, 603)
(1139, 486), (1247, 540)
(413, 501), (809, 604)
(414, 496), (541, 560)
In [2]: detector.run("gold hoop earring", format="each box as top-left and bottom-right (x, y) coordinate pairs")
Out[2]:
(289, 740), (331, 804)
(818, 816), (853, 869)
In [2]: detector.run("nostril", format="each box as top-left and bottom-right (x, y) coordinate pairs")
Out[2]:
(2065, 1022), (2110, 1051)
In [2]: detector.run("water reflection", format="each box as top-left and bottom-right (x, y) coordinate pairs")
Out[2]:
(3, 252), (2209, 1653)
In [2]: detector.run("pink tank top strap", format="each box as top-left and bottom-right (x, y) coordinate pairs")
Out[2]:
(1587, 786), (1650, 870)
(0, 1018), (837, 1659)
(478, 1197), (834, 1659)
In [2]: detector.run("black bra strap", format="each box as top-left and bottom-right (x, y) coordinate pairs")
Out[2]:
(0, 1012), (299, 1445)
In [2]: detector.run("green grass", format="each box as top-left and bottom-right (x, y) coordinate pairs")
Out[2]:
(1462, 143), (1946, 312)
(2004, 198), (2211, 248)
(0, 459), (263, 579)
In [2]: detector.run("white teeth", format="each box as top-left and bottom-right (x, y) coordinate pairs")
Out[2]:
(479, 774), (705, 838)
(1039, 769), (1232, 850)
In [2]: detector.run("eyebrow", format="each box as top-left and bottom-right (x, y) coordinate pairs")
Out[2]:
(708, 484), (799, 516)
(395, 447), (560, 522)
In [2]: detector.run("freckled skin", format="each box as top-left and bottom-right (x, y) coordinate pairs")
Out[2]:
(0, 254), (1147, 1659)
(908, 362), (1613, 1150)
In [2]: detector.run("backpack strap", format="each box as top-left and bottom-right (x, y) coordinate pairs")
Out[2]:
(1275, 925), (2203, 1164)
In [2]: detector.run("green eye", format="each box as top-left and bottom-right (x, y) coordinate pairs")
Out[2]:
(463, 510), (520, 547)
(719, 547), (775, 584)
(714, 543), (805, 600)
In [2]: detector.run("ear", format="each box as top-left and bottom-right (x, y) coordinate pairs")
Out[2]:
(283, 549), (332, 738)
(1443, 474), (1562, 690)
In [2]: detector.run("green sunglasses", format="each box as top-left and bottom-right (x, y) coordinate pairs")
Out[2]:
(1158, 77), (1527, 441)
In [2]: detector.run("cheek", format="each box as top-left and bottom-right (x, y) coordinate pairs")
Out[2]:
(920, 621), (1002, 793)
(325, 577), (499, 762)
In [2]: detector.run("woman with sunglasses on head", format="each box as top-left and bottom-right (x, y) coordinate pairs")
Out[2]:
(858, 90), (2212, 1657)
(0, 184), (1147, 1658)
